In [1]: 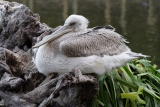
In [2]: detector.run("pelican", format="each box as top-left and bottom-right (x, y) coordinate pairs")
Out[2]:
(33, 15), (147, 76)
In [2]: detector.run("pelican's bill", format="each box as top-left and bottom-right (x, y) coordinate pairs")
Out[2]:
(32, 29), (72, 48)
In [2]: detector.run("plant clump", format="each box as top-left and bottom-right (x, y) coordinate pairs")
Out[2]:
(94, 59), (160, 107)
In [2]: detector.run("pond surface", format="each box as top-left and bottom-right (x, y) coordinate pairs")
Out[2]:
(8, 0), (160, 66)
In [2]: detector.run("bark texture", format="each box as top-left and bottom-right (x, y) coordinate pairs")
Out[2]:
(0, 1), (99, 107)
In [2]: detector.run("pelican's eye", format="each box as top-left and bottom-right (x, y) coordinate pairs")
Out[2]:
(69, 22), (76, 26)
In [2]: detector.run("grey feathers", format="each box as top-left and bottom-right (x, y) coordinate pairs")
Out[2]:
(93, 25), (115, 31)
(57, 27), (130, 57)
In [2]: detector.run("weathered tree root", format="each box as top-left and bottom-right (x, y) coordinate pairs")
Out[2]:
(38, 72), (98, 107)
(0, 69), (98, 107)
(0, 1), (99, 107)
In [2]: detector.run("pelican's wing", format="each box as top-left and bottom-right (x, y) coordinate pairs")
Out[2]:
(59, 27), (130, 57)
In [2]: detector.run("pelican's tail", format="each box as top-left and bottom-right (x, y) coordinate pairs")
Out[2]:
(127, 52), (150, 58)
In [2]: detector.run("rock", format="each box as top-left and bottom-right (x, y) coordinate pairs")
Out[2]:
(0, 1), (99, 107)
(0, 72), (24, 92)
(0, 1), (52, 51)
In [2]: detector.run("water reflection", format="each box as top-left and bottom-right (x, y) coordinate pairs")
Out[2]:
(72, 0), (78, 14)
(104, 0), (111, 24)
(8, 0), (160, 66)
(120, 0), (127, 34)
(62, 0), (68, 20)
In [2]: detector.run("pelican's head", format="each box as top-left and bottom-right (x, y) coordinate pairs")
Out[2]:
(64, 15), (89, 31)
(33, 15), (89, 48)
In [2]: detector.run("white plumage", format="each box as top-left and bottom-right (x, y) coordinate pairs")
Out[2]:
(33, 15), (147, 76)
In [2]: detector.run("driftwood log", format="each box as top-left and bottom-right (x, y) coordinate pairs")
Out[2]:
(0, 1), (99, 107)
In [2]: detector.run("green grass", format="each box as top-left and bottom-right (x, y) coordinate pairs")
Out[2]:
(93, 59), (160, 107)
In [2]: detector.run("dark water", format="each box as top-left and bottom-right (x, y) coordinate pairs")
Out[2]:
(8, 0), (160, 66)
